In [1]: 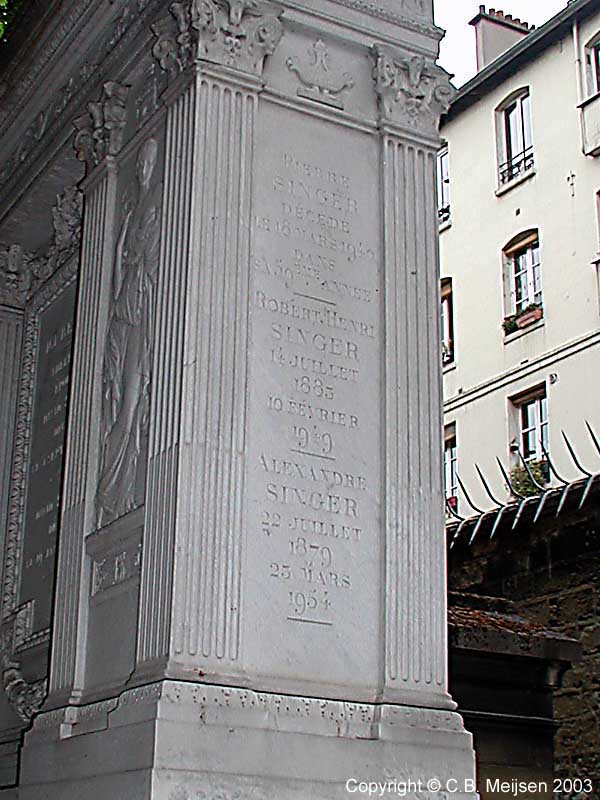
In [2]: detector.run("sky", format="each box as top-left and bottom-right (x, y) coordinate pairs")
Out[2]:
(435, 0), (571, 87)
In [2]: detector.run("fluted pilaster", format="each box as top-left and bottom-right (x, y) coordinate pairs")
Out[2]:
(49, 168), (117, 701)
(174, 72), (256, 665)
(381, 134), (449, 707)
(136, 82), (196, 669)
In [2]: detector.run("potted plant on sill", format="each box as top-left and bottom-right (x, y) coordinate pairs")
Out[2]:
(509, 459), (549, 497)
(502, 303), (543, 335)
(502, 314), (518, 335)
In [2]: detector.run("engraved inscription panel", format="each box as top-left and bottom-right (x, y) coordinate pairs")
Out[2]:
(19, 281), (76, 632)
(245, 105), (382, 690)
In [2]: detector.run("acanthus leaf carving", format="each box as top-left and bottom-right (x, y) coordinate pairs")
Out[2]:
(372, 45), (453, 136)
(151, 0), (283, 80)
(73, 81), (130, 174)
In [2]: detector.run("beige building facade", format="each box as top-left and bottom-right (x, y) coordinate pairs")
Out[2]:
(439, 0), (600, 513)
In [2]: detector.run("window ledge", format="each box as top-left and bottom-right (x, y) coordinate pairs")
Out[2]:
(496, 168), (536, 197)
(503, 318), (545, 344)
(578, 90), (600, 110)
(443, 361), (456, 375)
(579, 93), (600, 156)
(439, 218), (452, 233)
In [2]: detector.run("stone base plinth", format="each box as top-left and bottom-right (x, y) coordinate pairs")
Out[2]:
(12, 681), (476, 799)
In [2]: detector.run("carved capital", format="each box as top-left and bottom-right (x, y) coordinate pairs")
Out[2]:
(152, 0), (283, 80)
(73, 81), (130, 172)
(372, 45), (453, 136)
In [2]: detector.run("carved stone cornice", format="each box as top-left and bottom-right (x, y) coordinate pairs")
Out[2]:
(372, 45), (453, 138)
(151, 0), (284, 80)
(74, 82), (130, 174)
(329, 0), (436, 35)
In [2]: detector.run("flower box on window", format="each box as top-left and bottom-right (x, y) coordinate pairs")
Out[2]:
(516, 303), (543, 329)
(502, 303), (543, 335)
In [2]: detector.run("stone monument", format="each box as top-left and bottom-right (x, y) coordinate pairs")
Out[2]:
(0, 0), (476, 796)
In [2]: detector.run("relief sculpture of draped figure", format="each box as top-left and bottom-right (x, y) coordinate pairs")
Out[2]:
(96, 137), (160, 528)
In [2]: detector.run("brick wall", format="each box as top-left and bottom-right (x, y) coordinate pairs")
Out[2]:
(449, 507), (600, 790)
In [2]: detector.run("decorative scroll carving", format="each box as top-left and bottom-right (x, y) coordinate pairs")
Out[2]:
(372, 45), (453, 135)
(0, 245), (33, 307)
(74, 82), (130, 173)
(0, 188), (82, 309)
(96, 139), (161, 528)
(31, 188), (83, 291)
(286, 40), (354, 110)
(0, 615), (47, 722)
(3, 667), (47, 723)
(151, 0), (283, 79)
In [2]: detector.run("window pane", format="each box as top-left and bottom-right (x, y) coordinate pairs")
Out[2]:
(444, 438), (457, 500)
(533, 263), (542, 303)
(505, 103), (521, 160)
(437, 150), (450, 221)
(509, 238), (542, 313)
(521, 94), (533, 151)
(522, 403), (534, 430)
(517, 393), (548, 462)
(523, 429), (536, 458)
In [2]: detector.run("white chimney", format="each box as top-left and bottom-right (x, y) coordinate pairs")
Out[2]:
(470, 5), (534, 71)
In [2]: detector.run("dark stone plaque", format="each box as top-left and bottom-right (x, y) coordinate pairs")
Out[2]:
(18, 280), (76, 633)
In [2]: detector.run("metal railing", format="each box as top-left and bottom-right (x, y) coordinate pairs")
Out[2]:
(498, 147), (534, 185)
(446, 422), (600, 548)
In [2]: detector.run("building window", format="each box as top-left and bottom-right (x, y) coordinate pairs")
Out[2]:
(444, 424), (458, 512)
(497, 90), (534, 185)
(512, 387), (548, 462)
(502, 230), (543, 334)
(594, 191), (600, 313)
(441, 278), (454, 365)
(437, 146), (450, 225)
(585, 36), (600, 96)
